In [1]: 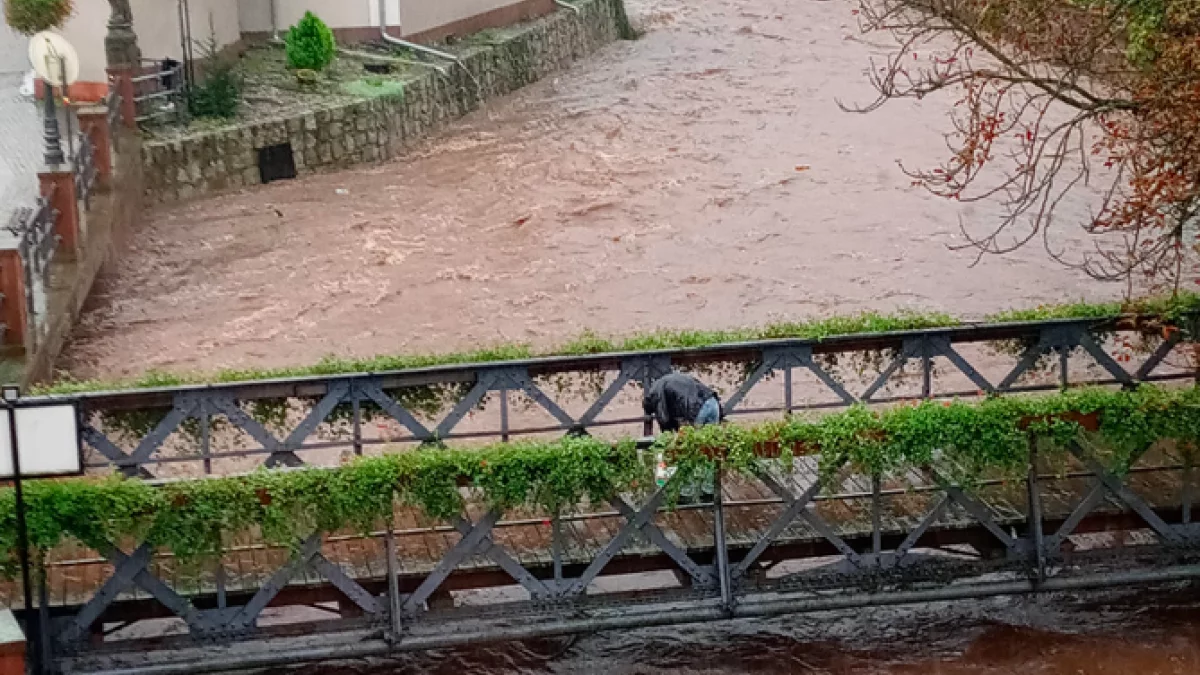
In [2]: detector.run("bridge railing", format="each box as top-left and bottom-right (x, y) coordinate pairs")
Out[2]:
(36, 409), (1200, 673)
(29, 312), (1200, 479)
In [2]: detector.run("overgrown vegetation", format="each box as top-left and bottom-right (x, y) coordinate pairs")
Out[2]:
(39, 293), (1200, 396)
(285, 11), (336, 72)
(3, 0), (71, 35)
(186, 30), (242, 120)
(3, 385), (1197, 577)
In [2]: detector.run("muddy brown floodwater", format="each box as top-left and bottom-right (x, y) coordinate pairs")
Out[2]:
(64, 0), (1118, 380)
(266, 589), (1200, 675)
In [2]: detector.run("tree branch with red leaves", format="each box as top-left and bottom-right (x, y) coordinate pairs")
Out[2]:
(847, 0), (1200, 294)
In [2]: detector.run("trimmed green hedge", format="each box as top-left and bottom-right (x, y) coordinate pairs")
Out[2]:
(2, 385), (1197, 577)
(37, 293), (1200, 396)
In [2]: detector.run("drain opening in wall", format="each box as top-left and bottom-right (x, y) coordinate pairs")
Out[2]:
(258, 143), (297, 184)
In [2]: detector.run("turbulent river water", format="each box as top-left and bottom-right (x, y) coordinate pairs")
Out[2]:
(267, 588), (1200, 674)
(63, 0), (1122, 379)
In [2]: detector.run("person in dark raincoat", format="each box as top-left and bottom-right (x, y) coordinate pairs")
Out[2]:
(643, 373), (723, 502)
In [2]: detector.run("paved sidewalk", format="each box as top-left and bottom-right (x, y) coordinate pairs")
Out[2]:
(0, 25), (40, 219)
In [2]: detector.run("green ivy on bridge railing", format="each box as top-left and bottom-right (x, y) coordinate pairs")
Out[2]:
(1, 384), (1198, 578)
(36, 293), (1200, 396)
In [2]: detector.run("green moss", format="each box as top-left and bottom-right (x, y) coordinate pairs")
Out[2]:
(342, 78), (406, 100)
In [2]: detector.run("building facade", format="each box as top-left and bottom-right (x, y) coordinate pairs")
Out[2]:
(46, 0), (553, 101)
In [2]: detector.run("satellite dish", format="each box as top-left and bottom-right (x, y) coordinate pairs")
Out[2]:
(27, 32), (80, 87)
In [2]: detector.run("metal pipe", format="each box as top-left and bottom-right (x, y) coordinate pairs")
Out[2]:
(376, 0), (460, 62)
(82, 564), (1200, 675)
(555, 0), (581, 15)
(384, 529), (401, 638)
(713, 466), (733, 612)
(1027, 439), (1047, 583)
(269, 0), (282, 43)
(6, 398), (38, 675)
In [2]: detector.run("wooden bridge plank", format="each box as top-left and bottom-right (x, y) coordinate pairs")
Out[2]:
(651, 512), (685, 554)
(245, 537), (270, 590)
(362, 535), (386, 581)
(392, 507), (429, 574)
(565, 517), (600, 563)
(234, 538), (260, 594)
(673, 509), (713, 554)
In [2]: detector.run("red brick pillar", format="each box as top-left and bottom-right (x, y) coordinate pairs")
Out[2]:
(0, 251), (29, 349)
(77, 106), (114, 190)
(0, 610), (25, 675)
(106, 66), (137, 129)
(39, 170), (81, 258)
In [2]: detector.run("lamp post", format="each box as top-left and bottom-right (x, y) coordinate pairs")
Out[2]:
(41, 81), (65, 168)
(2, 386), (38, 674)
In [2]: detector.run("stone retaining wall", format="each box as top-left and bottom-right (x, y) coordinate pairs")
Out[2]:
(141, 0), (628, 203)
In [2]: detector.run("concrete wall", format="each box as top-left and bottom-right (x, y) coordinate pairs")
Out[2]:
(239, 0), (549, 40)
(141, 0), (626, 202)
(59, 0), (242, 86)
(57, 0), (111, 85)
(50, 0), (552, 92)
(136, 0), (243, 61)
(238, 0), (400, 33)
(403, 0), (531, 36)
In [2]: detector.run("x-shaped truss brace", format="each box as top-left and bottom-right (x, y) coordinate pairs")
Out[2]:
(862, 335), (994, 401)
(731, 463), (862, 583)
(432, 367), (578, 439)
(82, 379), (437, 474)
(1042, 441), (1192, 556)
(918, 468), (1025, 560)
(206, 534), (382, 635)
(998, 324), (1133, 391)
(55, 534), (387, 647)
(401, 510), (553, 613)
(576, 356), (674, 428)
(55, 543), (199, 646)
(724, 346), (856, 411)
(402, 483), (717, 616)
(731, 462), (1024, 583)
(562, 481), (717, 596)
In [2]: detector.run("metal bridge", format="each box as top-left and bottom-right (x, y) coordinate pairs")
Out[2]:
(7, 313), (1200, 674)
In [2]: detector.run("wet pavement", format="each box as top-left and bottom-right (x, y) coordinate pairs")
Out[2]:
(0, 24), (41, 218)
(62, 0), (1115, 381)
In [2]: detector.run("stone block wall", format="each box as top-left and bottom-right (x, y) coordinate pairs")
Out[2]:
(141, 0), (628, 203)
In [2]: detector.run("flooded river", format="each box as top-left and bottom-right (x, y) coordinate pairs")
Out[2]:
(268, 589), (1200, 674)
(63, 0), (1114, 379)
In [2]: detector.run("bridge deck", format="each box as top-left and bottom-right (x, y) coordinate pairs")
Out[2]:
(10, 455), (1184, 614)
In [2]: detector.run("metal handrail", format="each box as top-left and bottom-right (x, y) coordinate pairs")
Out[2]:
(26, 310), (1199, 478)
(73, 132), (97, 211)
(105, 85), (122, 151)
(6, 198), (60, 351)
(132, 59), (187, 126)
(34, 313), (1196, 407)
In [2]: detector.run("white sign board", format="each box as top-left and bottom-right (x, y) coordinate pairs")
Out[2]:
(0, 404), (82, 478)
(28, 31), (79, 87)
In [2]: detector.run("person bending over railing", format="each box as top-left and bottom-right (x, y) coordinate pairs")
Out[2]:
(643, 372), (724, 504)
